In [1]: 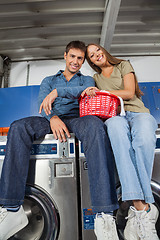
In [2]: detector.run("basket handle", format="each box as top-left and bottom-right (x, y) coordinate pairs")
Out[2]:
(117, 96), (125, 116)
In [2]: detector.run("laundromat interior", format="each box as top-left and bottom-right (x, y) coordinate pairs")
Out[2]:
(0, 0), (160, 239)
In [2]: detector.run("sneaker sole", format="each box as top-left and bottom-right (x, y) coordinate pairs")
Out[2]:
(5, 217), (28, 240)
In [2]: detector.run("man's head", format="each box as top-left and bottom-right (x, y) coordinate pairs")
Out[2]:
(64, 41), (86, 75)
(65, 41), (86, 55)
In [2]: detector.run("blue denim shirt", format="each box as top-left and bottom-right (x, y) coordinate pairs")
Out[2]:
(38, 70), (95, 120)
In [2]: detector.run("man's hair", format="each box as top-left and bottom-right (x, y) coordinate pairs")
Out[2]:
(65, 41), (86, 54)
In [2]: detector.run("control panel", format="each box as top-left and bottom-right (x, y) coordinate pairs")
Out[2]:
(0, 134), (75, 159)
(0, 145), (5, 157)
(31, 143), (57, 155)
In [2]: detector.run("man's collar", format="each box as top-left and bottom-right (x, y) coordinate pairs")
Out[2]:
(55, 70), (82, 77)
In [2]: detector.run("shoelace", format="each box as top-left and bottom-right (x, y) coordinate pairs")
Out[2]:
(126, 206), (146, 239)
(101, 213), (117, 239)
(0, 207), (8, 223)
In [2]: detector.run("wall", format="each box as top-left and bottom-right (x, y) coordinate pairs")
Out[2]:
(123, 56), (160, 83)
(8, 60), (95, 87)
(8, 56), (160, 87)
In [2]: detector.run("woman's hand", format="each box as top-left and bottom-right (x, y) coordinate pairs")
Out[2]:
(81, 87), (99, 97)
(39, 89), (58, 115)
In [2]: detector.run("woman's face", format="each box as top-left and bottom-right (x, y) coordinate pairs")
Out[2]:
(87, 45), (107, 67)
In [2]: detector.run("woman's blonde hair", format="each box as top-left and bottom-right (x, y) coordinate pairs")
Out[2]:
(86, 43), (143, 98)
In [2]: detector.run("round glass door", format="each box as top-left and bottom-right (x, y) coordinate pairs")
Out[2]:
(10, 185), (59, 240)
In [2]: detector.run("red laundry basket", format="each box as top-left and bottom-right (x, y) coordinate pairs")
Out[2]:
(79, 91), (120, 119)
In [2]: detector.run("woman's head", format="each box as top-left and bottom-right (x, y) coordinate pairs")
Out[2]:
(86, 43), (143, 98)
(86, 43), (123, 73)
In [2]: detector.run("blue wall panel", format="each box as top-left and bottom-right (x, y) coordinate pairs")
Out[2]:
(0, 82), (159, 127)
(139, 82), (160, 124)
(0, 85), (40, 127)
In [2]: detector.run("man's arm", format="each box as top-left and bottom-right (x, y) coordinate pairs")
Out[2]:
(38, 75), (95, 141)
(56, 76), (95, 99)
(38, 78), (70, 141)
(38, 76), (71, 142)
(38, 77), (58, 120)
(39, 89), (58, 116)
(39, 75), (95, 116)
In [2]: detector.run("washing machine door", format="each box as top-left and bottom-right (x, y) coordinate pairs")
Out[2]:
(10, 185), (59, 240)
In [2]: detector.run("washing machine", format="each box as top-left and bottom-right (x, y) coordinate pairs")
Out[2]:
(78, 141), (96, 240)
(78, 126), (160, 240)
(0, 133), (79, 240)
(152, 125), (160, 237)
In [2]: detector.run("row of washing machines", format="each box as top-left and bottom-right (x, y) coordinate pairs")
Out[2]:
(0, 128), (160, 240)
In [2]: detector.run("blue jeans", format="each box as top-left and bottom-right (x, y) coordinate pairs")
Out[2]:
(105, 111), (158, 203)
(0, 115), (119, 213)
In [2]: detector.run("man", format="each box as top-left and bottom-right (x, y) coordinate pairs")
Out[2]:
(0, 41), (119, 240)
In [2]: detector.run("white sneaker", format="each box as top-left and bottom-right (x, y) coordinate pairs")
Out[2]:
(124, 203), (159, 240)
(94, 212), (119, 240)
(0, 205), (28, 240)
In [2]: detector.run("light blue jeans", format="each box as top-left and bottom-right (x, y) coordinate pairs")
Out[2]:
(105, 111), (158, 203)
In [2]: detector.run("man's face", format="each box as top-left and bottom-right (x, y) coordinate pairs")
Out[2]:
(64, 48), (85, 74)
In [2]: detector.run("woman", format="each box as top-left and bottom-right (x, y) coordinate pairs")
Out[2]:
(83, 43), (159, 240)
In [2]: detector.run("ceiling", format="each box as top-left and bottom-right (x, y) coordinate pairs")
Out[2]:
(0, 0), (160, 62)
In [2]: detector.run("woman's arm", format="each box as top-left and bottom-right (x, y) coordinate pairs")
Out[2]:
(109, 72), (135, 100)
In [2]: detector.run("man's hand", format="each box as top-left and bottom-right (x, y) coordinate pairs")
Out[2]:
(39, 89), (58, 115)
(81, 87), (99, 97)
(50, 116), (70, 142)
